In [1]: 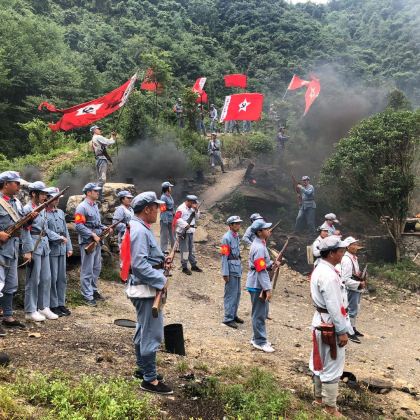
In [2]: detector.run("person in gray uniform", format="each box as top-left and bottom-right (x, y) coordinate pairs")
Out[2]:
(75, 183), (107, 306)
(125, 191), (173, 395)
(90, 125), (116, 200)
(209, 104), (218, 132)
(112, 190), (134, 246)
(221, 215), (244, 329)
(24, 181), (60, 321)
(45, 187), (73, 317)
(246, 219), (279, 353)
(294, 175), (316, 233)
(0, 171), (33, 332)
(208, 133), (226, 174)
(242, 213), (264, 246)
(159, 181), (175, 254)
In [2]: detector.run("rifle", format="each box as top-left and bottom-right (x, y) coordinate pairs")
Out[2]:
(290, 173), (302, 206)
(178, 201), (203, 240)
(354, 263), (368, 289)
(2, 186), (70, 241)
(152, 237), (179, 318)
(84, 218), (123, 255)
(259, 237), (290, 301)
(269, 219), (281, 234)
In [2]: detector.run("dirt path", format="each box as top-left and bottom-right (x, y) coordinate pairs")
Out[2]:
(1, 170), (419, 419)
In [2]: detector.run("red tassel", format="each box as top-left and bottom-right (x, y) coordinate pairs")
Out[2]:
(120, 227), (131, 282)
(312, 330), (323, 371)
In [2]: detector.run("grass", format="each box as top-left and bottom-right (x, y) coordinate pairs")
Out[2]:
(175, 359), (189, 374)
(370, 258), (420, 291)
(0, 369), (159, 420)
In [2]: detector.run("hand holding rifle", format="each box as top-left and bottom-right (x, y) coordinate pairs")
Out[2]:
(84, 218), (122, 255)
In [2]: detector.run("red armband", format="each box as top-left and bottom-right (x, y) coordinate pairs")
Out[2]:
(220, 244), (230, 256)
(254, 257), (267, 272)
(74, 213), (86, 224)
(160, 203), (167, 212)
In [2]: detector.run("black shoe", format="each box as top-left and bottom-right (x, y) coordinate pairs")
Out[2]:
(2, 319), (26, 329)
(0, 325), (6, 337)
(58, 306), (71, 316)
(133, 369), (164, 381)
(93, 291), (105, 301)
(50, 307), (66, 317)
(223, 321), (238, 329)
(182, 268), (192, 275)
(349, 334), (361, 344)
(191, 265), (203, 272)
(234, 317), (244, 324)
(140, 380), (173, 395)
(354, 328), (364, 337)
(84, 298), (97, 307)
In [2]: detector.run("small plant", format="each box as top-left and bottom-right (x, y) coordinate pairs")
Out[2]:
(176, 359), (189, 374)
(194, 361), (210, 373)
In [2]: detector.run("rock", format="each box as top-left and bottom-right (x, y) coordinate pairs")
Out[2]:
(194, 226), (208, 243)
(28, 332), (41, 338)
(387, 364), (394, 370)
(294, 343), (301, 348)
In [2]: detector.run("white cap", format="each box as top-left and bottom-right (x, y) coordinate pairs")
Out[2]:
(318, 236), (347, 251)
(344, 236), (364, 248)
(324, 213), (339, 223)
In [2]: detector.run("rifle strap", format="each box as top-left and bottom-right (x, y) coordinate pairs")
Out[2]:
(0, 197), (20, 223)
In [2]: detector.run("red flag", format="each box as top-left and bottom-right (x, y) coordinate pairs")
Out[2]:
(287, 74), (309, 91)
(220, 93), (264, 122)
(192, 77), (206, 93)
(304, 78), (321, 116)
(224, 74), (247, 89)
(140, 68), (162, 92)
(39, 74), (137, 131)
(120, 227), (131, 283)
(195, 91), (208, 104)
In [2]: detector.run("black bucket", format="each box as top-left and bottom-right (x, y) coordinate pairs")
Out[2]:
(164, 323), (185, 356)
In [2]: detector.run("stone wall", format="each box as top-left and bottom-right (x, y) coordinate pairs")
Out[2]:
(401, 233), (420, 260)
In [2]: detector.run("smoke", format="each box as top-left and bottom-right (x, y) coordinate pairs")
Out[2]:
(21, 165), (42, 182)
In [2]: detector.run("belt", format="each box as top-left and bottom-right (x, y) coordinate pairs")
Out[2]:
(316, 306), (348, 314)
(152, 262), (164, 270)
(189, 225), (195, 229)
(227, 255), (241, 261)
(31, 231), (45, 237)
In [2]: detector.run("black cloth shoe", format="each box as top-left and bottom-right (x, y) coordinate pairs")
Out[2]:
(84, 298), (97, 307)
(191, 265), (203, 272)
(140, 380), (173, 395)
(50, 307), (66, 317)
(182, 267), (192, 275)
(354, 328), (364, 337)
(234, 317), (244, 324)
(0, 325), (6, 337)
(348, 334), (361, 344)
(133, 369), (164, 381)
(93, 291), (105, 301)
(2, 319), (26, 329)
(58, 306), (71, 316)
(223, 321), (238, 329)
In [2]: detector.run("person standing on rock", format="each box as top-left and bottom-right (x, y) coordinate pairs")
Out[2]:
(0, 171), (33, 332)
(160, 182), (175, 254)
(221, 216), (244, 329)
(24, 181), (60, 321)
(113, 190), (134, 246)
(174, 195), (203, 276)
(45, 187), (73, 317)
(340, 236), (365, 344)
(242, 213), (265, 246)
(125, 191), (173, 395)
(90, 125), (116, 201)
(208, 133), (226, 175)
(312, 225), (330, 267)
(246, 219), (279, 353)
(75, 183), (108, 306)
(294, 175), (316, 233)
(309, 236), (350, 418)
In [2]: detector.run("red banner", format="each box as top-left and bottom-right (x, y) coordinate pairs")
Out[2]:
(39, 74), (137, 131)
(304, 78), (321, 115)
(192, 77), (207, 93)
(220, 93), (264, 122)
(224, 74), (247, 88)
(140, 68), (163, 92)
(287, 74), (309, 91)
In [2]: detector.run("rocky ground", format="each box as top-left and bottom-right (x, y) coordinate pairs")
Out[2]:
(0, 168), (419, 419)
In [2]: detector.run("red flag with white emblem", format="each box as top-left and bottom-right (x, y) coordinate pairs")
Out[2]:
(304, 78), (321, 115)
(140, 68), (162, 92)
(39, 74), (137, 131)
(220, 93), (264, 122)
(224, 74), (247, 88)
(192, 77), (207, 93)
(287, 74), (309, 91)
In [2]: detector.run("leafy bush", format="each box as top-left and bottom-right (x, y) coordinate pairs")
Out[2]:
(223, 132), (275, 159)
(370, 259), (420, 291)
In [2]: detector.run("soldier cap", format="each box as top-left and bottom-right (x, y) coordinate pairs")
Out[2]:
(132, 191), (164, 212)
(186, 194), (198, 202)
(117, 190), (133, 199)
(301, 175), (310, 181)
(251, 219), (272, 233)
(324, 213), (339, 223)
(90, 125), (100, 133)
(344, 236), (364, 248)
(45, 187), (61, 198)
(82, 182), (101, 193)
(317, 224), (330, 232)
(226, 215), (242, 225)
(0, 171), (23, 183)
(161, 181), (174, 188)
(250, 213), (263, 221)
(28, 181), (49, 192)
(318, 236), (347, 251)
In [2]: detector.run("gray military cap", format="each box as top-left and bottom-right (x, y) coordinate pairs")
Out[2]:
(90, 125), (100, 133)
(0, 171), (23, 183)
(28, 181), (49, 192)
(132, 191), (164, 212)
(251, 219), (272, 233)
(301, 175), (310, 181)
(45, 187), (61, 198)
(250, 213), (263, 221)
(186, 194), (198, 202)
(161, 181), (174, 188)
(82, 182), (101, 193)
(117, 190), (133, 199)
(226, 215), (243, 224)
(318, 236), (347, 251)
(324, 213), (339, 223)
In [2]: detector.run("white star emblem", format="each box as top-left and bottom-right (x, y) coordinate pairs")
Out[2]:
(309, 87), (318, 100)
(238, 99), (251, 112)
(76, 103), (103, 116)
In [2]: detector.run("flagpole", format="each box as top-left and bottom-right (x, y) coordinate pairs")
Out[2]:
(282, 87), (289, 100)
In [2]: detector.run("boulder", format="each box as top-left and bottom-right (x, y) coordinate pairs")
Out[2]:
(194, 226), (208, 243)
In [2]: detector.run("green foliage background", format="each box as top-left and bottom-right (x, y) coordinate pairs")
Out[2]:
(0, 0), (419, 158)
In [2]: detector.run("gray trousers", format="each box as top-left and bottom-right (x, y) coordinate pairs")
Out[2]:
(295, 207), (316, 232)
(249, 291), (269, 345)
(25, 253), (51, 312)
(180, 233), (197, 269)
(50, 254), (67, 307)
(347, 290), (361, 320)
(96, 158), (108, 189)
(0, 255), (18, 317)
(210, 120), (217, 132)
(160, 221), (174, 253)
(132, 298), (164, 382)
(79, 244), (101, 301)
(223, 275), (241, 323)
